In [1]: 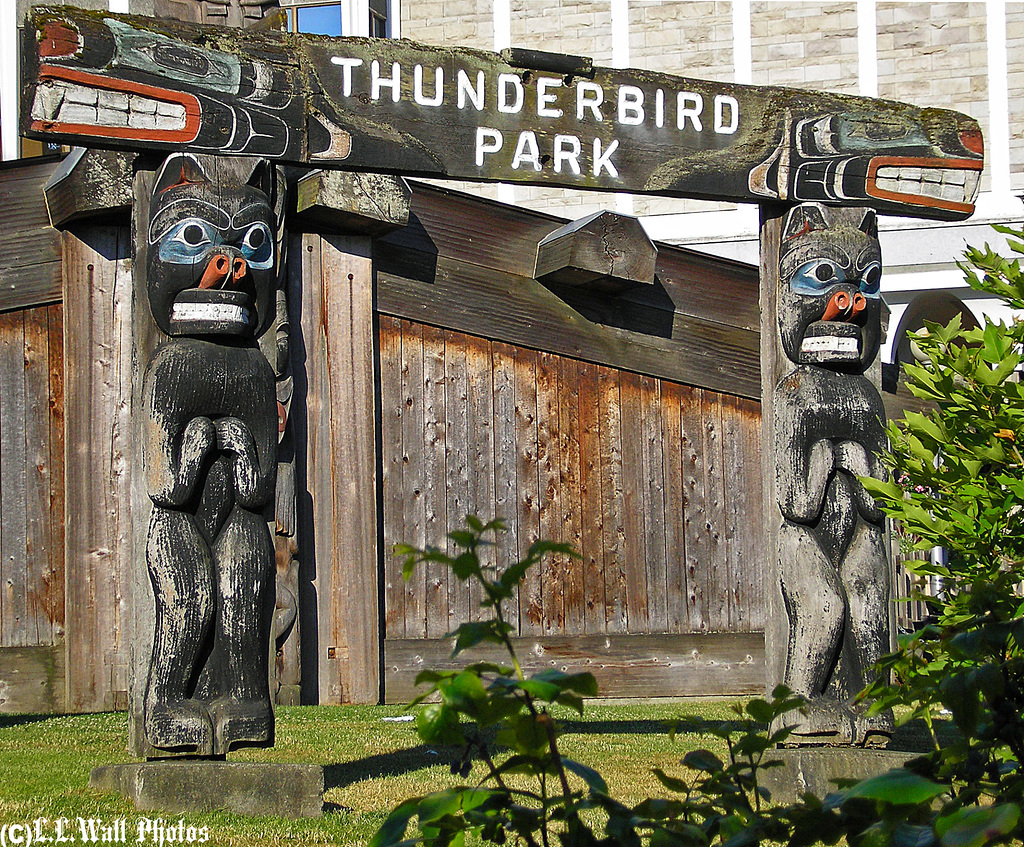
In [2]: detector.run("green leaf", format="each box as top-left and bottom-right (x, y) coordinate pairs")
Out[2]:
(369, 797), (420, 847)
(653, 767), (691, 793)
(842, 769), (947, 804)
(744, 698), (775, 724)
(682, 749), (724, 773)
(449, 620), (509, 655)
(563, 758), (609, 794)
(416, 702), (464, 745)
(937, 804), (1021, 847)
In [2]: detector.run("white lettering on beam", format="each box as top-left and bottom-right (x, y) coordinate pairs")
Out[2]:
(497, 73), (525, 113)
(577, 82), (604, 121)
(458, 69), (485, 110)
(537, 77), (563, 118)
(326, 57), (742, 141)
(618, 85), (644, 126)
(715, 94), (739, 134)
(372, 60), (401, 102)
(554, 135), (581, 175)
(511, 131), (542, 170)
(476, 127), (503, 165)
(330, 57), (364, 96)
(414, 65), (444, 106)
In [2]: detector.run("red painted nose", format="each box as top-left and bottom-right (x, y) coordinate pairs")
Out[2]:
(822, 290), (867, 322)
(198, 254), (248, 289)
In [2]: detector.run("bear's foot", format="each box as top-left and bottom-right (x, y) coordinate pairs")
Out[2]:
(210, 698), (273, 755)
(146, 698), (214, 755)
(772, 697), (855, 747)
(852, 704), (894, 748)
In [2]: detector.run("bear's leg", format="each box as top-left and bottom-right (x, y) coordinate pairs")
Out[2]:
(776, 519), (854, 744)
(208, 503), (276, 754)
(842, 519), (894, 746)
(144, 507), (215, 754)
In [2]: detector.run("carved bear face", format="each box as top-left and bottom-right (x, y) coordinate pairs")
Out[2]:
(147, 153), (280, 338)
(778, 203), (882, 372)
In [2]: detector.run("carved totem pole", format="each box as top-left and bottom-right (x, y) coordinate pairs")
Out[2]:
(771, 202), (894, 747)
(141, 152), (283, 756)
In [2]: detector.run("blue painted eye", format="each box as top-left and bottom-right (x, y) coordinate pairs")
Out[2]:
(240, 223), (273, 269)
(860, 262), (882, 296)
(159, 218), (220, 264)
(791, 259), (846, 294)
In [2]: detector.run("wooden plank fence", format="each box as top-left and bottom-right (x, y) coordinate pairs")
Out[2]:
(378, 317), (766, 700)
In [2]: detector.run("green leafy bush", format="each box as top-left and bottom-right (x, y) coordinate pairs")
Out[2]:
(375, 224), (1024, 847)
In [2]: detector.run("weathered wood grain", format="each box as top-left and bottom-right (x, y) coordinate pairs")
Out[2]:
(0, 310), (29, 647)
(46, 304), (66, 647)
(535, 211), (657, 295)
(294, 170), (410, 237)
(384, 632), (765, 702)
(577, 362), (605, 636)
(63, 224), (133, 713)
(662, 381), (688, 633)
(400, 319), (427, 640)
(42, 149), (134, 228)
(421, 323), (448, 639)
(463, 333), (494, 623)
(23, 6), (984, 221)
(444, 331), (472, 631)
(640, 375), (667, 634)
(377, 319), (769, 668)
(379, 315), (406, 640)
(619, 371), (648, 633)
(23, 307), (53, 646)
(0, 645), (66, 713)
(0, 160), (62, 312)
(491, 342), (520, 628)
(375, 257), (762, 400)
(556, 356), (584, 637)
(536, 352), (564, 634)
(299, 233), (380, 704)
(514, 347), (542, 635)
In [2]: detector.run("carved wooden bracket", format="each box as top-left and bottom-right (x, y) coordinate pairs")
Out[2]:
(534, 210), (656, 296)
(293, 170), (411, 237)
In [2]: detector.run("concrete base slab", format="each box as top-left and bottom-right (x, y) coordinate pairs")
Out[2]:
(90, 761), (324, 818)
(759, 748), (916, 805)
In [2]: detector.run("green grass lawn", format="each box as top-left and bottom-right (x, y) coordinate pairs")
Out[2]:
(0, 701), (758, 846)
(0, 702), (940, 846)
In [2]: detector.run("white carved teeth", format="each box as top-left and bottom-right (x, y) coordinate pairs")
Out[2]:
(874, 165), (981, 206)
(171, 302), (251, 325)
(801, 336), (859, 355)
(31, 79), (187, 131)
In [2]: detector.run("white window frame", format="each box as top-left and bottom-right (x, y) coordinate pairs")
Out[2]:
(281, 0), (399, 38)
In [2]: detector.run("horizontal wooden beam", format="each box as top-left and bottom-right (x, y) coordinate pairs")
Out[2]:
(0, 159), (62, 312)
(0, 646), (66, 713)
(384, 633), (766, 703)
(21, 6), (983, 220)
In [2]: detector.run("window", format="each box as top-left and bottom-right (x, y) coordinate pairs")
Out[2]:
(288, 3), (344, 36)
(369, 0), (389, 37)
(283, 0), (395, 38)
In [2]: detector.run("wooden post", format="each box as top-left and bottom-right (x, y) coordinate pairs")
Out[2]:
(759, 203), (788, 696)
(295, 233), (380, 704)
(62, 223), (135, 713)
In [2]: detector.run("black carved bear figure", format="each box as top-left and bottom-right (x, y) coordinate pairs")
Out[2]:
(773, 202), (894, 747)
(142, 153), (280, 756)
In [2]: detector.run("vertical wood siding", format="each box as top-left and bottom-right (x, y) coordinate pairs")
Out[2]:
(379, 317), (765, 642)
(0, 304), (65, 648)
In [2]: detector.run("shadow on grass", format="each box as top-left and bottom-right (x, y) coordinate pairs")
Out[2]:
(0, 713), (60, 730)
(561, 718), (750, 737)
(324, 744), (452, 790)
